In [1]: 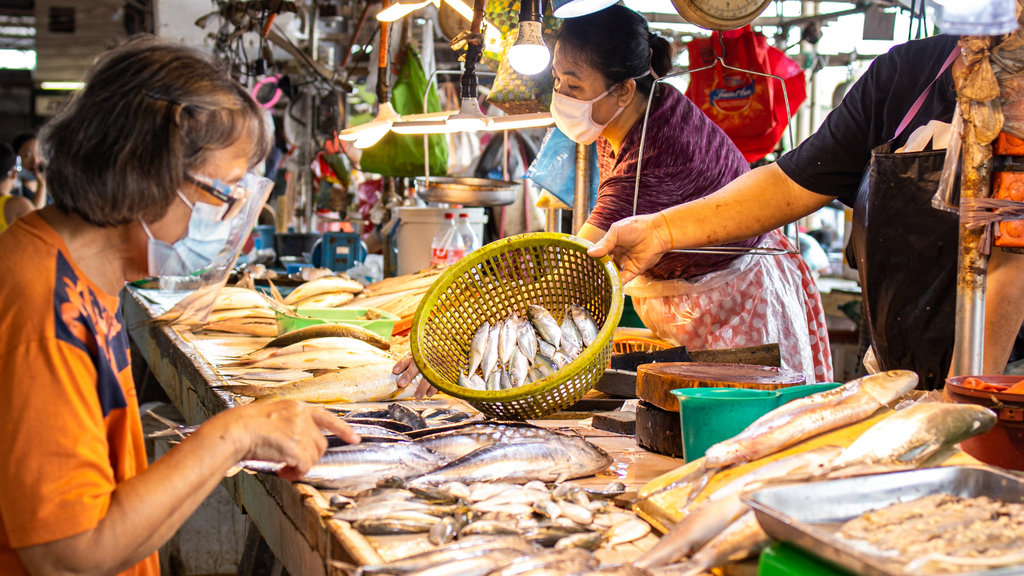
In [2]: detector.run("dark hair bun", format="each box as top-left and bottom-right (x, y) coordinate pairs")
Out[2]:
(650, 33), (673, 79)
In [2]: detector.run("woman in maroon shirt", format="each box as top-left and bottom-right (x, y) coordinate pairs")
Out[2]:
(553, 6), (832, 382)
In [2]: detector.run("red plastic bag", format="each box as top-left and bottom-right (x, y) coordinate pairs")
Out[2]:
(685, 26), (806, 162)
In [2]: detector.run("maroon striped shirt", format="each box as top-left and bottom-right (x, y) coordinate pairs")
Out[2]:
(586, 85), (764, 281)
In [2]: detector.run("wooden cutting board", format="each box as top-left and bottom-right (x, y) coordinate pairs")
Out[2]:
(636, 362), (806, 413)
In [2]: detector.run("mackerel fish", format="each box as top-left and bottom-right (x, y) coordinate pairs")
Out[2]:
(830, 402), (996, 469)
(413, 436), (612, 485)
(703, 370), (919, 468)
(241, 442), (444, 494)
(415, 423), (565, 460)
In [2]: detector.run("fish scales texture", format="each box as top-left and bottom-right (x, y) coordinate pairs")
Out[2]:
(359, 537), (537, 576)
(482, 325), (501, 380)
(655, 512), (769, 576)
(528, 305), (561, 349)
(570, 305), (598, 348)
(416, 424), (563, 460)
(517, 318), (538, 361)
(499, 318), (519, 366)
(469, 322), (490, 378)
(832, 402), (996, 467)
(413, 437), (612, 484)
(238, 362), (413, 403)
(704, 371), (918, 467)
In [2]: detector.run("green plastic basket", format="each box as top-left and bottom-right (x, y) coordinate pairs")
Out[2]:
(410, 232), (624, 420)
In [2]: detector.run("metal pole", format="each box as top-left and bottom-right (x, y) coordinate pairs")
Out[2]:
(572, 143), (591, 234)
(546, 209), (562, 233)
(952, 38), (993, 376)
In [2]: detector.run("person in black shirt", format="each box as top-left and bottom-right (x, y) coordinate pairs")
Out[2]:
(589, 35), (1024, 389)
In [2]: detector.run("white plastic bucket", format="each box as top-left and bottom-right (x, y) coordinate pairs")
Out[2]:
(395, 207), (488, 275)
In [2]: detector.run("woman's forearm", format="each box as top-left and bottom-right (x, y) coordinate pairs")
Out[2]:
(16, 415), (245, 576)
(662, 163), (836, 249)
(983, 248), (1024, 374)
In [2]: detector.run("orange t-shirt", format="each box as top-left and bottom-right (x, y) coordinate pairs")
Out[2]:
(0, 213), (159, 576)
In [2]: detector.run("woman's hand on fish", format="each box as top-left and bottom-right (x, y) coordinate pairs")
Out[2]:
(587, 212), (674, 285)
(394, 355), (437, 399)
(228, 401), (360, 480)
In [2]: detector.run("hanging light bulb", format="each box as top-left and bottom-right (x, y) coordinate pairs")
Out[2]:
(339, 0), (402, 149)
(377, 0), (439, 22)
(508, 0), (549, 76)
(550, 0), (616, 18)
(486, 112), (554, 131)
(444, 98), (492, 131)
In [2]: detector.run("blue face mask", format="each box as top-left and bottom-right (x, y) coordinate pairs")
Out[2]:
(141, 191), (233, 277)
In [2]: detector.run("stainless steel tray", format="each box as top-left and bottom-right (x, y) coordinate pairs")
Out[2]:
(416, 177), (518, 206)
(742, 466), (1024, 576)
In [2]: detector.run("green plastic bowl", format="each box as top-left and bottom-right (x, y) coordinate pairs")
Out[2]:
(274, 308), (399, 341)
(672, 382), (842, 462)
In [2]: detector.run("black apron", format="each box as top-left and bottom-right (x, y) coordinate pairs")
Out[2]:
(848, 47), (961, 391)
(850, 144), (959, 390)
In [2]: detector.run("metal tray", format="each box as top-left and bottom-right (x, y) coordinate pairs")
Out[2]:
(415, 177), (518, 206)
(742, 466), (1024, 576)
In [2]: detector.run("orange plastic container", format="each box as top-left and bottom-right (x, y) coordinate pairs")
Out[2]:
(992, 133), (1024, 248)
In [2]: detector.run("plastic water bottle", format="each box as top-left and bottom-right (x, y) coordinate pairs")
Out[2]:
(456, 213), (480, 254)
(444, 219), (467, 266)
(430, 213), (458, 267)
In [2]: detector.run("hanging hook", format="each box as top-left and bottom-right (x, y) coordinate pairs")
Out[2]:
(630, 28), (800, 257)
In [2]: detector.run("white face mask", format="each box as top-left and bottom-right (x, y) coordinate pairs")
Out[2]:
(140, 191), (233, 278)
(550, 71), (651, 145)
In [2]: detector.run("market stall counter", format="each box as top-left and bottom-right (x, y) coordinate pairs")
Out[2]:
(123, 286), (679, 576)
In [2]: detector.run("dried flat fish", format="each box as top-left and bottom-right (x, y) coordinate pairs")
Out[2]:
(200, 317), (278, 337)
(260, 323), (390, 351)
(283, 276), (364, 305)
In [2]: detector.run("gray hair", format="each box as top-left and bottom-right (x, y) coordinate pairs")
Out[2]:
(39, 35), (271, 227)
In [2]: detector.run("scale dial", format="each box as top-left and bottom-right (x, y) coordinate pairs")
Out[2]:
(438, 2), (467, 42)
(671, 0), (772, 30)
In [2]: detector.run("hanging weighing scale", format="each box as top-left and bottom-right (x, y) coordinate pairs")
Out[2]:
(672, 0), (772, 31)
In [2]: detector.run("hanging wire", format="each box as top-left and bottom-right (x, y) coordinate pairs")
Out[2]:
(631, 32), (800, 257)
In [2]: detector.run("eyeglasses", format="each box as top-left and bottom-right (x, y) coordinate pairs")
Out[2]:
(183, 173), (249, 221)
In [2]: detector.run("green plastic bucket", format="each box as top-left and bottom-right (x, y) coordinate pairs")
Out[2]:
(274, 308), (400, 341)
(672, 382), (842, 462)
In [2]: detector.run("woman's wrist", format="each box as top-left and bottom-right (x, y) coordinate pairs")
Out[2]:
(196, 409), (251, 463)
(657, 211), (675, 251)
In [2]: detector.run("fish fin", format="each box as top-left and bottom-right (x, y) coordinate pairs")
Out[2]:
(915, 444), (961, 468)
(639, 461), (714, 504)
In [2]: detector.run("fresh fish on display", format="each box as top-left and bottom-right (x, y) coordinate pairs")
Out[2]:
(655, 512), (770, 576)
(415, 423), (563, 461)
(533, 500), (562, 520)
(537, 340), (556, 361)
(459, 374), (485, 391)
(557, 501), (594, 525)
(200, 317), (278, 337)
(498, 367), (513, 390)
(586, 481), (627, 500)
(560, 311), (583, 357)
(516, 317), (538, 361)
(510, 350), (530, 388)
(292, 291), (356, 309)
(228, 337), (386, 367)
(412, 436), (613, 485)
(343, 424), (413, 443)
(332, 501), (453, 522)
(344, 418), (416, 433)
(404, 548), (529, 576)
(489, 548), (598, 576)
(430, 515), (459, 545)
(486, 371), (501, 391)
(570, 305), (599, 348)
(636, 445), (843, 569)
(460, 520), (523, 537)
(533, 355), (555, 374)
(468, 321), (490, 378)
(551, 351), (572, 370)
(259, 323), (391, 351)
(238, 346), (392, 370)
(704, 370), (919, 468)
(527, 305), (561, 349)
(240, 442), (444, 494)
(554, 532), (605, 551)
(606, 519), (652, 548)
(830, 402), (997, 469)
(354, 511), (442, 535)
(282, 276), (364, 305)
(499, 317), (519, 366)
(358, 537), (538, 576)
(204, 307), (277, 322)
(221, 362), (415, 403)
(482, 324), (501, 381)
(389, 403), (429, 430)
(226, 370), (314, 382)
(344, 407), (392, 419)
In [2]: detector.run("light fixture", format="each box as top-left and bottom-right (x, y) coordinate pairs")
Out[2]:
(443, 0), (475, 20)
(40, 81), (85, 90)
(389, 111), (455, 134)
(377, 0), (438, 22)
(508, 0), (549, 76)
(445, 98), (492, 132)
(485, 112), (554, 131)
(338, 0), (402, 149)
(551, 0), (617, 18)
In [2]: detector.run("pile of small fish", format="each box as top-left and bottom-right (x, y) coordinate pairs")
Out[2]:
(332, 479), (652, 553)
(240, 421), (614, 495)
(458, 304), (599, 391)
(349, 536), (650, 576)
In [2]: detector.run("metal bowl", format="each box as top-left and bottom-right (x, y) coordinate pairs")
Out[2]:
(416, 177), (519, 207)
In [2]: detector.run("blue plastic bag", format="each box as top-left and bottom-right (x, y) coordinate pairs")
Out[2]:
(525, 127), (599, 213)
